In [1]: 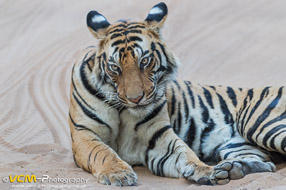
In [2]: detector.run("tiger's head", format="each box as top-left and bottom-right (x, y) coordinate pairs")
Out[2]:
(87, 2), (179, 112)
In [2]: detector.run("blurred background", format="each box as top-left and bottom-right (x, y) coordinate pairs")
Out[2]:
(0, 0), (286, 189)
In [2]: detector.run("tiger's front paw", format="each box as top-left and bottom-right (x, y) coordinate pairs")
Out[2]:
(183, 163), (214, 185)
(210, 159), (275, 185)
(95, 161), (137, 186)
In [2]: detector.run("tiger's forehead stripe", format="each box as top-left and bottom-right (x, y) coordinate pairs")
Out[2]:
(106, 22), (146, 35)
(106, 23), (127, 33)
(105, 22), (147, 50)
(111, 36), (143, 47)
(110, 30), (143, 41)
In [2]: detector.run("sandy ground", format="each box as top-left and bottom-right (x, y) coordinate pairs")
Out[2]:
(0, 0), (286, 189)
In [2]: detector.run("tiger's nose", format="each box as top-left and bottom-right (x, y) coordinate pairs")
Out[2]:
(127, 93), (144, 104)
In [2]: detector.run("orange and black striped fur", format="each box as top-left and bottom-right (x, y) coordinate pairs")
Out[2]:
(69, 2), (286, 186)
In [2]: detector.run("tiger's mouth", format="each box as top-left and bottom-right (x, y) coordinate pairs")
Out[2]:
(115, 86), (161, 109)
(126, 103), (154, 116)
(122, 101), (152, 109)
(118, 94), (156, 109)
(132, 104), (150, 109)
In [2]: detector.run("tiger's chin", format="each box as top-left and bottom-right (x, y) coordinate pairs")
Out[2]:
(126, 103), (156, 117)
(121, 92), (162, 117)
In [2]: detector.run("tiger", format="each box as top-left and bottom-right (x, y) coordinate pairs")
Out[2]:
(69, 2), (286, 186)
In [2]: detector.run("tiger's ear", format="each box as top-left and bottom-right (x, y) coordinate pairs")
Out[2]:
(144, 2), (168, 33)
(87, 11), (110, 39)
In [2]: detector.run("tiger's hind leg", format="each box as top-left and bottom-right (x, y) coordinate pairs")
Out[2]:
(210, 136), (276, 185)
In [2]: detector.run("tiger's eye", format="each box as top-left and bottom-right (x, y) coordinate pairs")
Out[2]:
(111, 65), (119, 71)
(141, 57), (149, 65)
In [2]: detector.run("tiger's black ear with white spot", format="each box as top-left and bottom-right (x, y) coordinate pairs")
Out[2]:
(144, 2), (168, 33)
(87, 11), (110, 39)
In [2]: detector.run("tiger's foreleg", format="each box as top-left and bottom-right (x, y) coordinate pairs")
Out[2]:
(69, 93), (137, 186)
(144, 126), (214, 185)
(69, 116), (137, 186)
(70, 127), (137, 186)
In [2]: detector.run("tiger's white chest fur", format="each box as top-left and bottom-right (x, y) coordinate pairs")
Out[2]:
(116, 110), (148, 165)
